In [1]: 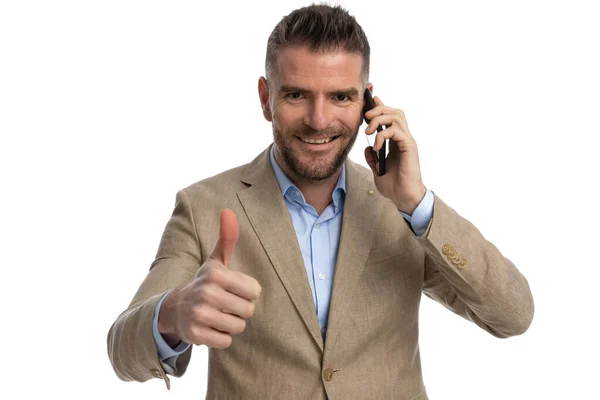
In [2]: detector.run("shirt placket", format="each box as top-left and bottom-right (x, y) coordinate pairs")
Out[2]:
(311, 211), (334, 338)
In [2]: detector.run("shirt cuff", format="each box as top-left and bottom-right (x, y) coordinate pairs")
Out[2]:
(399, 188), (434, 237)
(153, 291), (191, 361)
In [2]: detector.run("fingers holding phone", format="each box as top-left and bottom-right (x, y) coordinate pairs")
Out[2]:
(361, 90), (427, 214)
(363, 93), (416, 161)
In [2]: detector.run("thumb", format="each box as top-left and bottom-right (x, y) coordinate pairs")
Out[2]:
(210, 209), (239, 267)
(364, 146), (379, 176)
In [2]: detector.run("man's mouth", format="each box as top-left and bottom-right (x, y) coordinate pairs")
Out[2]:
(298, 136), (339, 144)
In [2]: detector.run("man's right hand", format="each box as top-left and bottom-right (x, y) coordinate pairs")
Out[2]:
(157, 209), (262, 349)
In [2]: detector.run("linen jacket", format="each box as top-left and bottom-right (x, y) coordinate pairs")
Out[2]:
(107, 144), (534, 399)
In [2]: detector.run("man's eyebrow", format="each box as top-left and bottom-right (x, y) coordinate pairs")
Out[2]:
(278, 85), (360, 98)
(327, 87), (359, 98)
(279, 85), (310, 94)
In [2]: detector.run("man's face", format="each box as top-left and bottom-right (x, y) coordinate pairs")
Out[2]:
(260, 45), (366, 182)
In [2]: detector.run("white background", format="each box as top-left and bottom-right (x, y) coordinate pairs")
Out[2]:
(1, 0), (599, 398)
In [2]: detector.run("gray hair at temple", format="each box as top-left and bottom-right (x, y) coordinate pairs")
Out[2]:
(265, 3), (371, 87)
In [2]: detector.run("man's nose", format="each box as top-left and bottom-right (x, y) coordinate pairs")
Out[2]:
(303, 97), (332, 131)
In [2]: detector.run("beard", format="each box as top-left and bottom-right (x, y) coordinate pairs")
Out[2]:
(273, 124), (358, 182)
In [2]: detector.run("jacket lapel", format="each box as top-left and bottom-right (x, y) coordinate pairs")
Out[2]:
(237, 146), (384, 354)
(237, 145), (324, 351)
(323, 160), (382, 352)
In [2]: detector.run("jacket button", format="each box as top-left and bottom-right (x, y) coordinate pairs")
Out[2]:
(150, 368), (162, 378)
(323, 367), (334, 381)
(442, 244), (451, 255)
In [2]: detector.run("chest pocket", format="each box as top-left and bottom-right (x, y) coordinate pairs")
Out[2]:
(366, 235), (421, 265)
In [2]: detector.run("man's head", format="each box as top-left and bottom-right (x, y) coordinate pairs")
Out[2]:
(258, 4), (371, 183)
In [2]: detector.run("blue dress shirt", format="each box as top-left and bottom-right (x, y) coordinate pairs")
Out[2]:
(152, 147), (435, 369)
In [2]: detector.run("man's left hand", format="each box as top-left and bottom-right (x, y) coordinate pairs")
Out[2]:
(363, 95), (426, 215)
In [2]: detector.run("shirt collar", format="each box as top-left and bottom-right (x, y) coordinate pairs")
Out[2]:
(269, 145), (346, 209)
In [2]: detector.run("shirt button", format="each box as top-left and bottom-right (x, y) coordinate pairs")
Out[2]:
(315, 223), (321, 229)
(323, 367), (334, 382)
(318, 272), (325, 280)
(295, 190), (300, 197)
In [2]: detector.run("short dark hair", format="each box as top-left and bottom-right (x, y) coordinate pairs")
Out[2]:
(265, 3), (370, 86)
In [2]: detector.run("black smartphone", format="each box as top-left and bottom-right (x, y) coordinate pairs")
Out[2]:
(363, 88), (386, 176)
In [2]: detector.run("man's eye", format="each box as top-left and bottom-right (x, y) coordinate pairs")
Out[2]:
(335, 94), (349, 101)
(287, 92), (302, 99)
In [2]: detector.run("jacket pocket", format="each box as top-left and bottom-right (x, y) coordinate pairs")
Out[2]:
(366, 235), (420, 265)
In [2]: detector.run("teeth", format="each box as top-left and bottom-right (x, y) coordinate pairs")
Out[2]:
(302, 137), (333, 144)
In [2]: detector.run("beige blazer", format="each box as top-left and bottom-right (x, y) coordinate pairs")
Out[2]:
(107, 144), (534, 399)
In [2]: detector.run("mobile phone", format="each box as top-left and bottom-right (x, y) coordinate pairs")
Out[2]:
(363, 88), (386, 176)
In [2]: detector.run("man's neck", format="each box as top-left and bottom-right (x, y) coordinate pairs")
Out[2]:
(294, 171), (341, 215)
(274, 151), (342, 215)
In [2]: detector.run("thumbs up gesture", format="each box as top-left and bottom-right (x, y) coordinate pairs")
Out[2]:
(157, 209), (262, 349)
(209, 208), (240, 267)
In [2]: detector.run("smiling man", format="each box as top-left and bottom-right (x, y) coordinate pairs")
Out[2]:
(107, 4), (534, 399)
(261, 44), (364, 214)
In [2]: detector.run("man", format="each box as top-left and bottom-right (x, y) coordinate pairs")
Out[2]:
(107, 4), (534, 399)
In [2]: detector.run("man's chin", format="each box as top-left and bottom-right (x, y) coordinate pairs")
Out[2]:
(275, 139), (350, 181)
(292, 160), (340, 181)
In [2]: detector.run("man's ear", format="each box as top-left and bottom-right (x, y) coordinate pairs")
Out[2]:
(258, 77), (273, 122)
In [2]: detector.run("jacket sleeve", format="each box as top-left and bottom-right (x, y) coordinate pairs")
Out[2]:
(106, 189), (201, 389)
(419, 192), (535, 338)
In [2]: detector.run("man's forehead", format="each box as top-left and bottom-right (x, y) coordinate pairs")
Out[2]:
(274, 45), (363, 85)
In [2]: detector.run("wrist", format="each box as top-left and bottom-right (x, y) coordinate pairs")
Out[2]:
(396, 185), (427, 215)
(158, 290), (182, 347)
